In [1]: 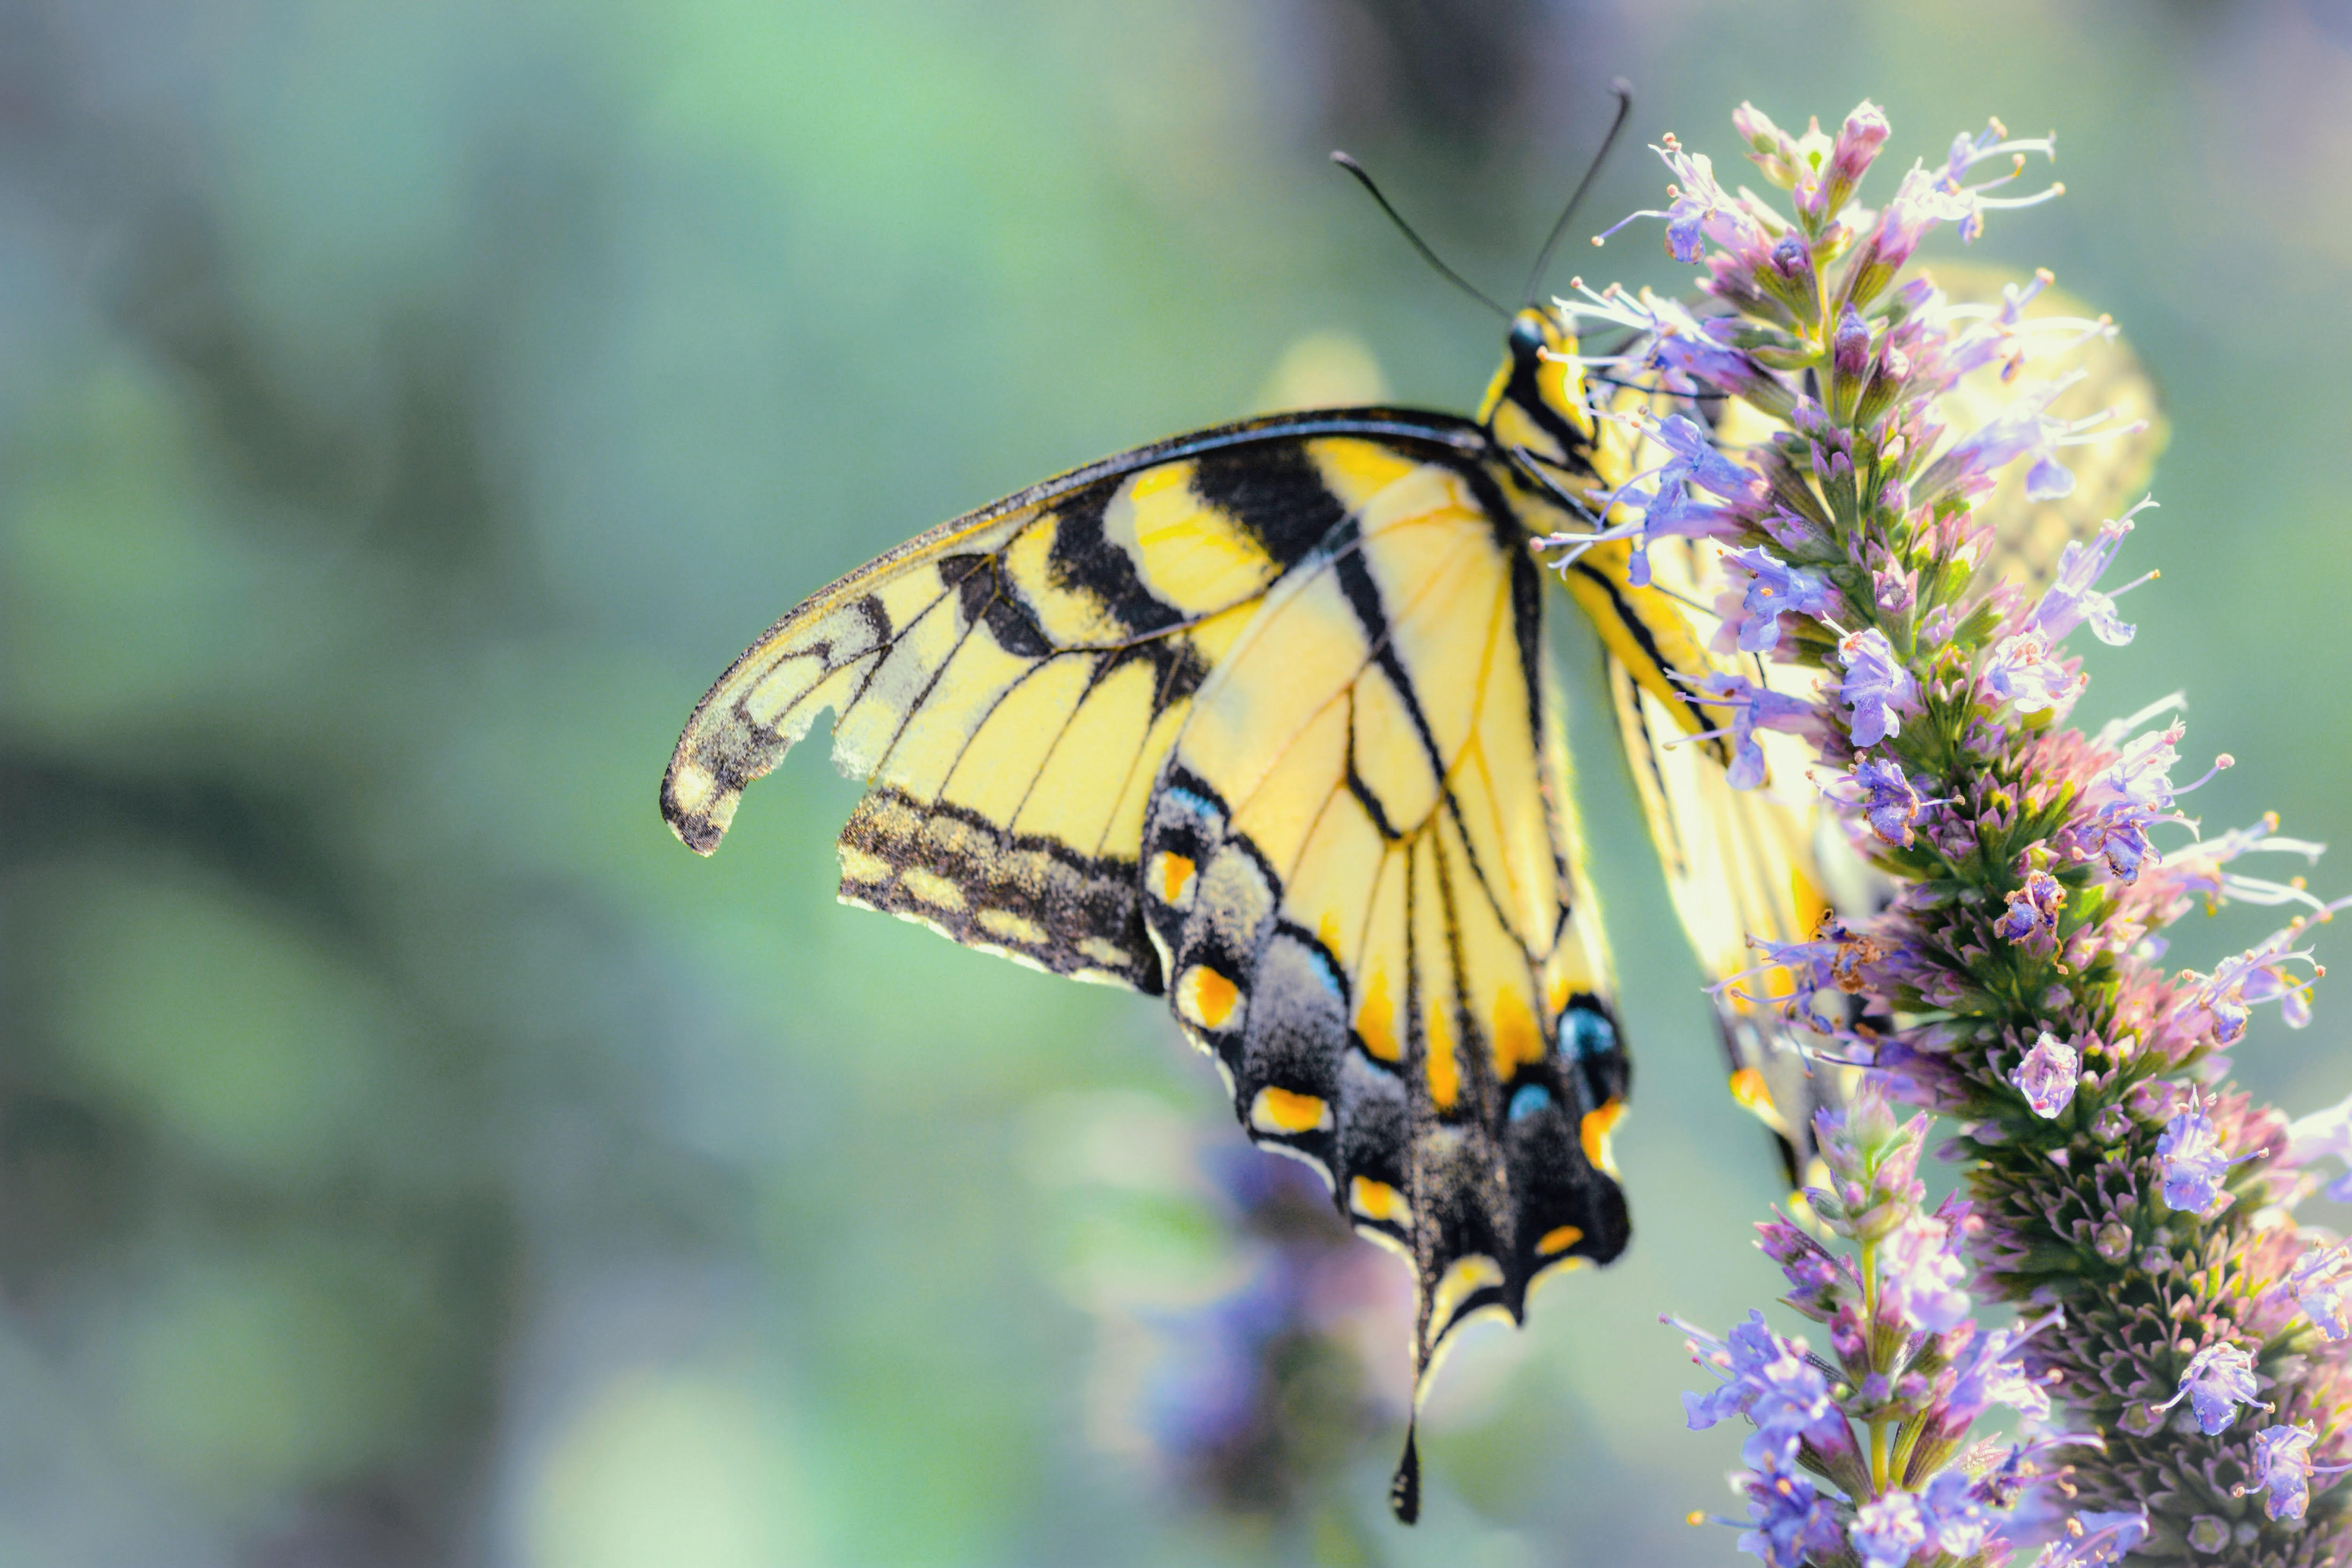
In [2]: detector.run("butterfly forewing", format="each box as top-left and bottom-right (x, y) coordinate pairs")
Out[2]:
(665, 412), (1485, 990)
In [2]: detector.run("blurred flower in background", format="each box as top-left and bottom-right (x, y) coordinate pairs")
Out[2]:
(1025, 1091), (1402, 1535)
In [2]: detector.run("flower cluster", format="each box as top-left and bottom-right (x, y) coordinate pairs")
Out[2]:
(1673, 1080), (2115, 1567)
(1575, 103), (2352, 1563)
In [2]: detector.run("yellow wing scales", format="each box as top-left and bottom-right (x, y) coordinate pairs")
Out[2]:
(665, 415), (1483, 991)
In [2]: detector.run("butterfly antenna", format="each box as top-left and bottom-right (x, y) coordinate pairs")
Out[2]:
(1522, 78), (1635, 306)
(1330, 151), (1510, 321)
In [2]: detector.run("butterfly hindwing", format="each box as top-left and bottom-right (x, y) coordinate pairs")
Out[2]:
(1136, 441), (1629, 1395)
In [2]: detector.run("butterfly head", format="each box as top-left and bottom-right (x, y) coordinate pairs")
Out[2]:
(1480, 305), (1596, 473)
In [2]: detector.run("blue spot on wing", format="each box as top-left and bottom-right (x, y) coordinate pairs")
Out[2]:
(1307, 945), (1344, 1000)
(1165, 785), (1221, 822)
(1560, 1004), (1618, 1062)
(1508, 1084), (1555, 1122)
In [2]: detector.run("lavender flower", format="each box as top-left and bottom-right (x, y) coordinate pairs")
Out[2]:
(2289, 1241), (2352, 1340)
(1848, 755), (1922, 847)
(2028, 1509), (2148, 1567)
(2008, 1033), (2079, 1118)
(2151, 1341), (2267, 1435)
(1738, 1450), (1847, 1568)
(2028, 509), (2152, 646)
(1997, 868), (2066, 945)
(1848, 1490), (1926, 1568)
(1598, 100), (2352, 1565)
(1676, 1309), (1845, 1463)
(1917, 1468), (1993, 1556)
(2156, 1090), (2254, 1214)
(2254, 1424), (2322, 1521)
(2237, 1424), (2352, 1523)
(1836, 627), (1918, 746)
(1878, 1207), (1971, 1333)
(1727, 546), (1836, 652)
(1983, 630), (2083, 714)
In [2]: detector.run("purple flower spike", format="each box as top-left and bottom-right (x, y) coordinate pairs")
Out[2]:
(2156, 1092), (2254, 1214)
(1621, 102), (2352, 1564)
(2009, 1032), (2079, 1118)
(2290, 1242), (2352, 1341)
(2152, 1341), (2267, 1435)
(1837, 626), (1920, 746)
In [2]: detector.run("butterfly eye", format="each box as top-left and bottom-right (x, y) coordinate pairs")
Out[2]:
(1508, 313), (1548, 357)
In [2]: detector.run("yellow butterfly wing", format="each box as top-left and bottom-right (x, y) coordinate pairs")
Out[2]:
(1930, 264), (2168, 590)
(665, 411), (1487, 990)
(665, 416), (1632, 1517)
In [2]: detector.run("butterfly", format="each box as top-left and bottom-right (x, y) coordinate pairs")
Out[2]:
(658, 147), (2159, 1518)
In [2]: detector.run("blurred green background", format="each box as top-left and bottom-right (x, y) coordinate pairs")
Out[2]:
(6, 1), (2352, 1563)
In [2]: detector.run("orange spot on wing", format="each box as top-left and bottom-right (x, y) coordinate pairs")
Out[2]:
(1189, 967), (1239, 1029)
(1350, 1176), (1407, 1224)
(1580, 1099), (1626, 1173)
(1157, 852), (1196, 904)
(1729, 1067), (1774, 1113)
(1491, 987), (1541, 1077)
(1356, 969), (1399, 1062)
(1536, 1224), (1584, 1257)
(1251, 1086), (1328, 1134)
(1425, 1004), (1460, 1110)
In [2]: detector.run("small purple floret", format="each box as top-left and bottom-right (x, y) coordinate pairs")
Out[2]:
(1849, 1489), (1927, 1568)
(1726, 546), (1835, 652)
(2008, 1032), (2078, 1118)
(1837, 626), (1920, 746)
(1996, 869), (2065, 943)
(2153, 1341), (2264, 1435)
(2290, 1242), (2352, 1341)
(2247, 1424), (2320, 1522)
